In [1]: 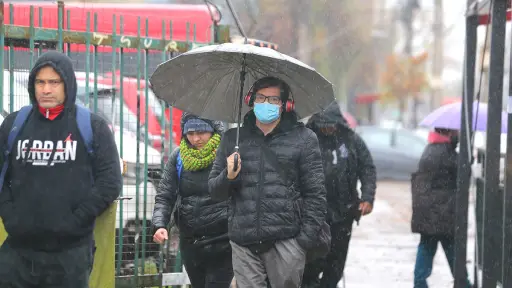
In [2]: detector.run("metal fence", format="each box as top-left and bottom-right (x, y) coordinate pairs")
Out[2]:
(0, 1), (229, 287)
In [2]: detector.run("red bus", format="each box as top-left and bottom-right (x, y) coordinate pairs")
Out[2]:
(4, 2), (217, 44)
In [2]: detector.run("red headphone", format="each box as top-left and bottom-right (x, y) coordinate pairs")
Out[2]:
(243, 78), (295, 112)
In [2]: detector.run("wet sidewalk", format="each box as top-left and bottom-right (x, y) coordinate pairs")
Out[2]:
(343, 181), (476, 288)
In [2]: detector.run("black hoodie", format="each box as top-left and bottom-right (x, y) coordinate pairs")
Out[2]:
(0, 51), (122, 251)
(306, 102), (376, 223)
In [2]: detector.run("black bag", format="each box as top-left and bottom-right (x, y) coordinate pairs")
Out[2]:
(192, 233), (231, 258)
(261, 143), (331, 263)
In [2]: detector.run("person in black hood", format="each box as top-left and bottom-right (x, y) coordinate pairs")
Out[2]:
(411, 128), (472, 288)
(0, 51), (122, 287)
(209, 76), (327, 288)
(152, 113), (233, 288)
(302, 101), (376, 288)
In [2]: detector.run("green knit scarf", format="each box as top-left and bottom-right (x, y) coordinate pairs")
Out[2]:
(179, 133), (221, 171)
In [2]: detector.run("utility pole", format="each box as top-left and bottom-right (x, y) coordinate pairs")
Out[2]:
(400, 0), (420, 127)
(431, 0), (444, 111)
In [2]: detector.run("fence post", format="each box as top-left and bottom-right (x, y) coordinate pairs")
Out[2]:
(142, 16), (150, 276)
(482, 0), (507, 287)
(57, 1), (64, 52)
(29, 6), (34, 70)
(503, 2), (512, 285)
(8, 3), (13, 113)
(93, 12), (98, 113)
(85, 11), (91, 106)
(455, 0), (477, 287)
(0, 1), (4, 114)
(134, 15), (142, 287)
(116, 14), (126, 278)
(160, 19), (167, 170)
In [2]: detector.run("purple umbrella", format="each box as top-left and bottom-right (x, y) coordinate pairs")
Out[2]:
(419, 101), (508, 133)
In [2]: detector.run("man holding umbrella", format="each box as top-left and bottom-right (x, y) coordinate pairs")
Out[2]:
(208, 76), (327, 288)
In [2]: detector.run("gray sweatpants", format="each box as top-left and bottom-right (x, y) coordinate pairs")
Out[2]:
(230, 238), (306, 288)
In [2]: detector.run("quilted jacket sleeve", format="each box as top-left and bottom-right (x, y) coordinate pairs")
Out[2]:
(209, 130), (239, 201)
(354, 133), (377, 205)
(152, 147), (179, 230)
(296, 129), (327, 250)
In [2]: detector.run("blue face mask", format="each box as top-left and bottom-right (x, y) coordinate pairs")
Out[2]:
(253, 102), (280, 124)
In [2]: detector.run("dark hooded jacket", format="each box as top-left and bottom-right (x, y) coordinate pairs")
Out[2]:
(208, 110), (327, 250)
(152, 113), (229, 239)
(0, 51), (122, 251)
(306, 103), (376, 224)
(411, 132), (458, 236)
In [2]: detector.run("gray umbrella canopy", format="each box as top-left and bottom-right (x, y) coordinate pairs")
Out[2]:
(150, 43), (335, 122)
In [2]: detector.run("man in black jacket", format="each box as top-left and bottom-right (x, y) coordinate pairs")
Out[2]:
(303, 102), (376, 288)
(0, 51), (122, 287)
(209, 76), (327, 288)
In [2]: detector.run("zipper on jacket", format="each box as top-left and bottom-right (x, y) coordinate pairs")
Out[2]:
(257, 142), (264, 242)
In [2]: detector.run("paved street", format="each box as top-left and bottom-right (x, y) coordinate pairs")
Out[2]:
(343, 181), (476, 288)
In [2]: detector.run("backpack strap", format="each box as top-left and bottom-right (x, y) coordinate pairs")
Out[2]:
(0, 105), (33, 194)
(176, 150), (183, 182)
(75, 104), (94, 156)
(171, 150), (184, 227)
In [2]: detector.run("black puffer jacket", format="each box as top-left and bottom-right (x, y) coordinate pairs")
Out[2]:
(208, 110), (327, 250)
(152, 113), (228, 238)
(306, 102), (376, 224)
(411, 135), (458, 236)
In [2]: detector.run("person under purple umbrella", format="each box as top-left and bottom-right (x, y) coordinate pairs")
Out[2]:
(411, 127), (474, 288)
(419, 101), (507, 133)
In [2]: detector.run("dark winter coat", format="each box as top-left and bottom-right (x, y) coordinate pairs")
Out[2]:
(208, 110), (327, 251)
(152, 113), (229, 239)
(0, 51), (122, 252)
(306, 103), (376, 224)
(411, 133), (458, 236)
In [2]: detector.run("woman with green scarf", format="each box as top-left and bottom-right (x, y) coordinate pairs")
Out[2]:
(152, 113), (233, 287)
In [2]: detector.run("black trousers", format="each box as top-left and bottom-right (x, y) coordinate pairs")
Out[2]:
(0, 240), (94, 288)
(180, 237), (234, 288)
(302, 220), (353, 288)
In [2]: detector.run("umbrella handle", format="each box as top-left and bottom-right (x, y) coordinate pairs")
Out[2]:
(233, 146), (239, 171)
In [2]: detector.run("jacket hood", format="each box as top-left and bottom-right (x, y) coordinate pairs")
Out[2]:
(180, 112), (224, 136)
(28, 51), (77, 108)
(306, 101), (352, 133)
(428, 131), (451, 144)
